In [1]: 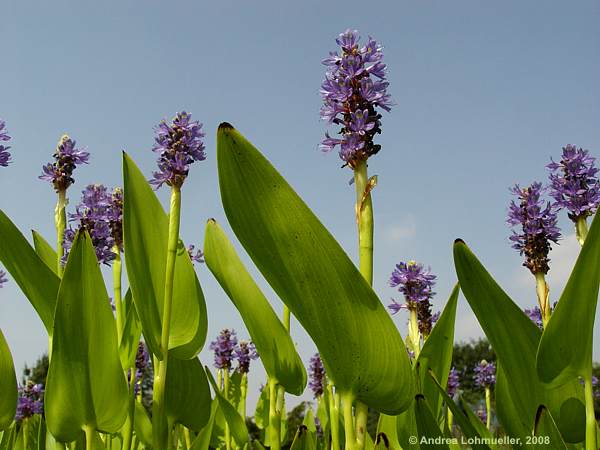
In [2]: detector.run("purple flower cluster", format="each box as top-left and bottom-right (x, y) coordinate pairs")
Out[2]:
(150, 111), (206, 189)
(473, 361), (496, 389)
(319, 29), (392, 167)
(210, 329), (238, 371)
(39, 135), (90, 192)
(63, 184), (123, 265)
(524, 306), (543, 330)
(132, 342), (150, 395)
(235, 341), (259, 374)
(15, 382), (44, 421)
(0, 270), (7, 288)
(308, 353), (326, 398)
(447, 367), (460, 398)
(507, 182), (561, 275)
(0, 119), (12, 167)
(548, 145), (600, 221)
(187, 245), (205, 264)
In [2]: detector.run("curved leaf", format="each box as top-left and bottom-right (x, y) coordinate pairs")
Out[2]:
(537, 211), (600, 385)
(216, 123), (412, 414)
(204, 220), (307, 395)
(122, 152), (207, 359)
(0, 330), (17, 431)
(32, 231), (59, 276)
(133, 401), (153, 448)
(190, 399), (219, 450)
(534, 406), (567, 450)
(118, 290), (142, 370)
(165, 356), (211, 431)
(414, 395), (449, 450)
(45, 232), (128, 442)
(0, 210), (59, 332)
(416, 284), (459, 418)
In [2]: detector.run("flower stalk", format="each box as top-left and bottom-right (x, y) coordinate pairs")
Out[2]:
(55, 189), (67, 276)
(576, 217), (589, 246)
(534, 273), (551, 328)
(583, 374), (597, 450)
(268, 378), (282, 450)
(328, 385), (341, 450)
(484, 387), (491, 430)
(113, 246), (123, 342)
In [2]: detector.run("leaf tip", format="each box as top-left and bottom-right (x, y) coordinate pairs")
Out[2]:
(207, 218), (217, 225)
(454, 238), (466, 245)
(218, 122), (235, 131)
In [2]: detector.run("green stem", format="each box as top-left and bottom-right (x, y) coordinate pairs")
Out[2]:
(535, 273), (551, 328)
(55, 189), (67, 276)
(447, 408), (454, 433)
(328, 386), (340, 450)
(576, 216), (589, 246)
(84, 426), (97, 450)
(342, 392), (356, 450)
(224, 369), (232, 450)
(152, 186), (182, 449)
(354, 401), (369, 449)
(239, 372), (248, 418)
(409, 307), (421, 359)
(283, 306), (291, 333)
(122, 369), (136, 450)
(184, 427), (192, 450)
(485, 387), (491, 430)
(113, 246), (123, 343)
(268, 378), (281, 450)
(584, 375), (597, 450)
(354, 160), (374, 286)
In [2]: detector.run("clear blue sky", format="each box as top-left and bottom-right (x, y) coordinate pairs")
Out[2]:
(1, 1), (599, 408)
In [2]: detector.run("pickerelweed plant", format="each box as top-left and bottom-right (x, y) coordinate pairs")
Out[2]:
(1, 30), (600, 450)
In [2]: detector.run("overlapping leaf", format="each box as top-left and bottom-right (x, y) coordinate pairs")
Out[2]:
(0, 330), (17, 431)
(122, 152), (207, 360)
(45, 232), (128, 442)
(32, 231), (59, 276)
(216, 123), (412, 414)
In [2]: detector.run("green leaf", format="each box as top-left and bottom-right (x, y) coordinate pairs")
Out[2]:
(216, 123), (412, 414)
(122, 152), (207, 360)
(254, 387), (269, 430)
(453, 240), (585, 442)
(537, 211), (600, 384)
(32, 231), (59, 276)
(118, 290), (142, 370)
(204, 220), (307, 395)
(289, 426), (316, 450)
(0, 210), (60, 332)
(205, 368), (249, 447)
(376, 415), (400, 450)
(413, 395), (449, 450)
(0, 330), (16, 431)
(302, 407), (316, 433)
(45, 231), (128, 442)
(416, 284), (459, 419)
(190, 399), (219, 450)
(165, 356), (211, 431)
(133, 401), (153, 448)
(396, 400), (419, 450)
(534, 406), (567, 450)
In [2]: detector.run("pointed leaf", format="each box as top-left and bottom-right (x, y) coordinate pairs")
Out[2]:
(118, 290), (142, 370)
(0, 210), (59, 332)
(395, 400), (419, 450)
(32, 231), (59, 276)
(290, 426), (316, 450)
(414, 395), (449, 450)
(537, 211), (600, 384)
(45, 232), (128, 442)
(216, 124), (412, 413)
(0, 330), (17, 431)
(165, 356), (211, 431)
(190, 399), (219, 450)
(204, 220), (307, 394)
(133, 401), (152, 448)
(534, 406), (567, 450)
(122, 153), (207, 359)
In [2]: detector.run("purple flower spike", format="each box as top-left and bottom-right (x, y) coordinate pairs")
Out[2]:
(187, 245), (205, 264)
(63, 184), (120, 265)
(548, 145), (600, 221)
(507, 182), (561, 275)
(39, 135), (90, 192)
(15, 381), (45, 421)
(524, 306), (543, 330)
(0, 119), (12, 167)
(150, 111), (206, 189)
(473, 360), (496, 389)
(210, 329), (238, 371)
(320, 29), (392, 167)
(308, 353), (326, 398)
(235, 340), (258, 374)
(0, 270), (7, 288)
(447, 367), (460, 398)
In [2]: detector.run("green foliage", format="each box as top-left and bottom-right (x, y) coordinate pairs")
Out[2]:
(0, 330), (17, 431)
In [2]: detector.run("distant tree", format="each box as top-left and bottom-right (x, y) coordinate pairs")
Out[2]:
(22, 353), (49, 386)
(452, 339), (496, 405)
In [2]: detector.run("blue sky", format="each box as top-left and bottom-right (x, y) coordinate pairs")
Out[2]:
(1, 1), (599, 408)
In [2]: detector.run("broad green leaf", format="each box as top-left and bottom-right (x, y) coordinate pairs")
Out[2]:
(45, 232), (128, 442)
(0, 210), (59, 332)
(302, 408), (316, 433)
(376, 415), (400, 450)
(537, 211), (600, 385)
(427, 371), (490, 450)
(413, 395), (449, 450)
(133, 401), (152, 448)
(165, 356), (211, 431)
(216, 124), (412, 413)
(254, 387), (269, 430)
(190, 399), (219, 450)
(206, 368), (249, 447)
(396, 400), (419, 450)
(0, 329), (16, 431)
(416, 284), (459, 419)
(289, 426), (316, 450)
(227, 370), (243, 412)
(32, 231), (59, 276)
(453, 240), (585, 442)
(122, 152), (207, 360)
(204, 220), (307, 395)
(534, 406), (567, 450)
(118, 290), (142, 370)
